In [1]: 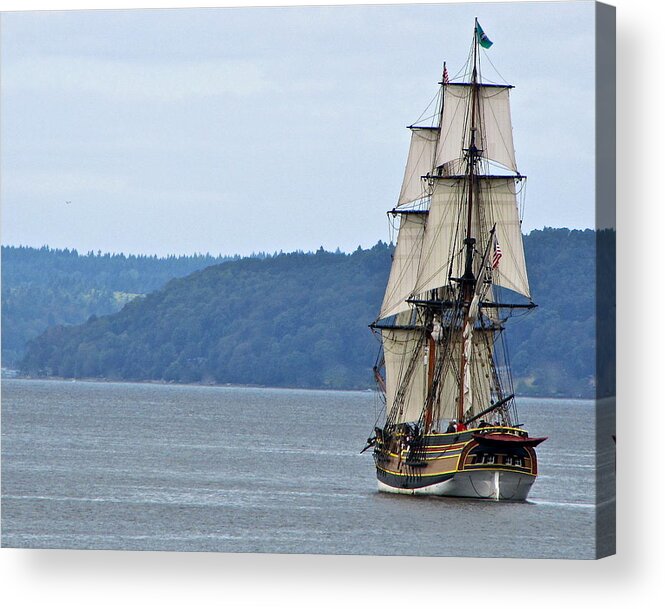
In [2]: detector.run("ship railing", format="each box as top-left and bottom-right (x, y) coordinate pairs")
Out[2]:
(469, 426), (528, 438)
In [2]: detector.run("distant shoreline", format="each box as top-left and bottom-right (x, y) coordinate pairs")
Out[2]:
(2, 373), (601, 402)
(1, 373), (375, 395)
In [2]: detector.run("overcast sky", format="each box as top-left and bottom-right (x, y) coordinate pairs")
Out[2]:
(1, 1), (596, 256)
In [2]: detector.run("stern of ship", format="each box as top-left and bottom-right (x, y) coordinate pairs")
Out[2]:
(374, 425), (546, 501)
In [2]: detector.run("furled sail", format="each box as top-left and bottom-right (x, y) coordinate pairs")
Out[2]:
(463, 331), (495, 420)
(379, 213), (427, 320)
(382, 327), (426, 424)
(397, 127), (439, 207)
(435, 84), (517, 173)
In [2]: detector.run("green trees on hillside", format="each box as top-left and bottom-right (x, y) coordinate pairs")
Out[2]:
(506, 228), (598, 397)
(10, 228), (611, 398)
(20, 244), (390, 389)
(1, 246), (234, 365)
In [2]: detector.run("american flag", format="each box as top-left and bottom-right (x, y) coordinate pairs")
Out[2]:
(443, 64), (449, 84)
(492, 235), (503, 269)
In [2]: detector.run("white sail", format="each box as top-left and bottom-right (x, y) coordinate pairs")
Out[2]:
(411, 177), (530, 299)
(482, 178), (530, 298)
(379, 213), (427, 320)
(432, 332), (494, 424)
(465, 331), (494, 421)
(435, 84), (517, 173)
(411, 178), (461, 296)
(382, 328), (426, 424)
(397, 127), (439, 207)
(435, 342), (461, 423)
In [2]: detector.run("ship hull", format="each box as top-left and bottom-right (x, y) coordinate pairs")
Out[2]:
(377, 469), (535, 501)
(373, 426), (544, 501)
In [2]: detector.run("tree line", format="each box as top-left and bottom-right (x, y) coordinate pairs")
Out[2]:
(1, 246), (240, 366)
(9, 228), (612, 398)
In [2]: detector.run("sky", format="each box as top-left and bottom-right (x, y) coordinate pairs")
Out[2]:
(1, 1), (597, 257)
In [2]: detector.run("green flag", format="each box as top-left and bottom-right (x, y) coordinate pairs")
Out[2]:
(476, 21), (493, 49)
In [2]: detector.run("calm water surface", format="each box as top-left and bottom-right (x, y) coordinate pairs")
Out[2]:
(1, 379), (614, 558)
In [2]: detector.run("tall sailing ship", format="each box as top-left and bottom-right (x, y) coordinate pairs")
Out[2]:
(365, 20), (546, 501)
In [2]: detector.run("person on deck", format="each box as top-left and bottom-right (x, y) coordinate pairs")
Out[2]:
(446, 420), (457, 433)
(456, 420), (467, 431)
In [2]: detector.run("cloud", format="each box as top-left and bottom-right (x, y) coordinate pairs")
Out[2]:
(3, 55), (269, 102)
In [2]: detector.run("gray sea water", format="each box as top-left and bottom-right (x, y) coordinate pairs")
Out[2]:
(1, 379), (615, 559)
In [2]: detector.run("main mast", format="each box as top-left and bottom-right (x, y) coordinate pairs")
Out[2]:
(457, 18), (482, 423)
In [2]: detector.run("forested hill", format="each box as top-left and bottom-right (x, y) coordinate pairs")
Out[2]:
(1, 246), (236, 366)
(16, 228), (606, 397)
(19, 244), (389, 389)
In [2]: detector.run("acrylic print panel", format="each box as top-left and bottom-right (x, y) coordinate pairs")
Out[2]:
(1, 1), (615, 559)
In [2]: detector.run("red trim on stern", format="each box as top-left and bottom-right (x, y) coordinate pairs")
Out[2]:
(472, 433), (547, 448)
